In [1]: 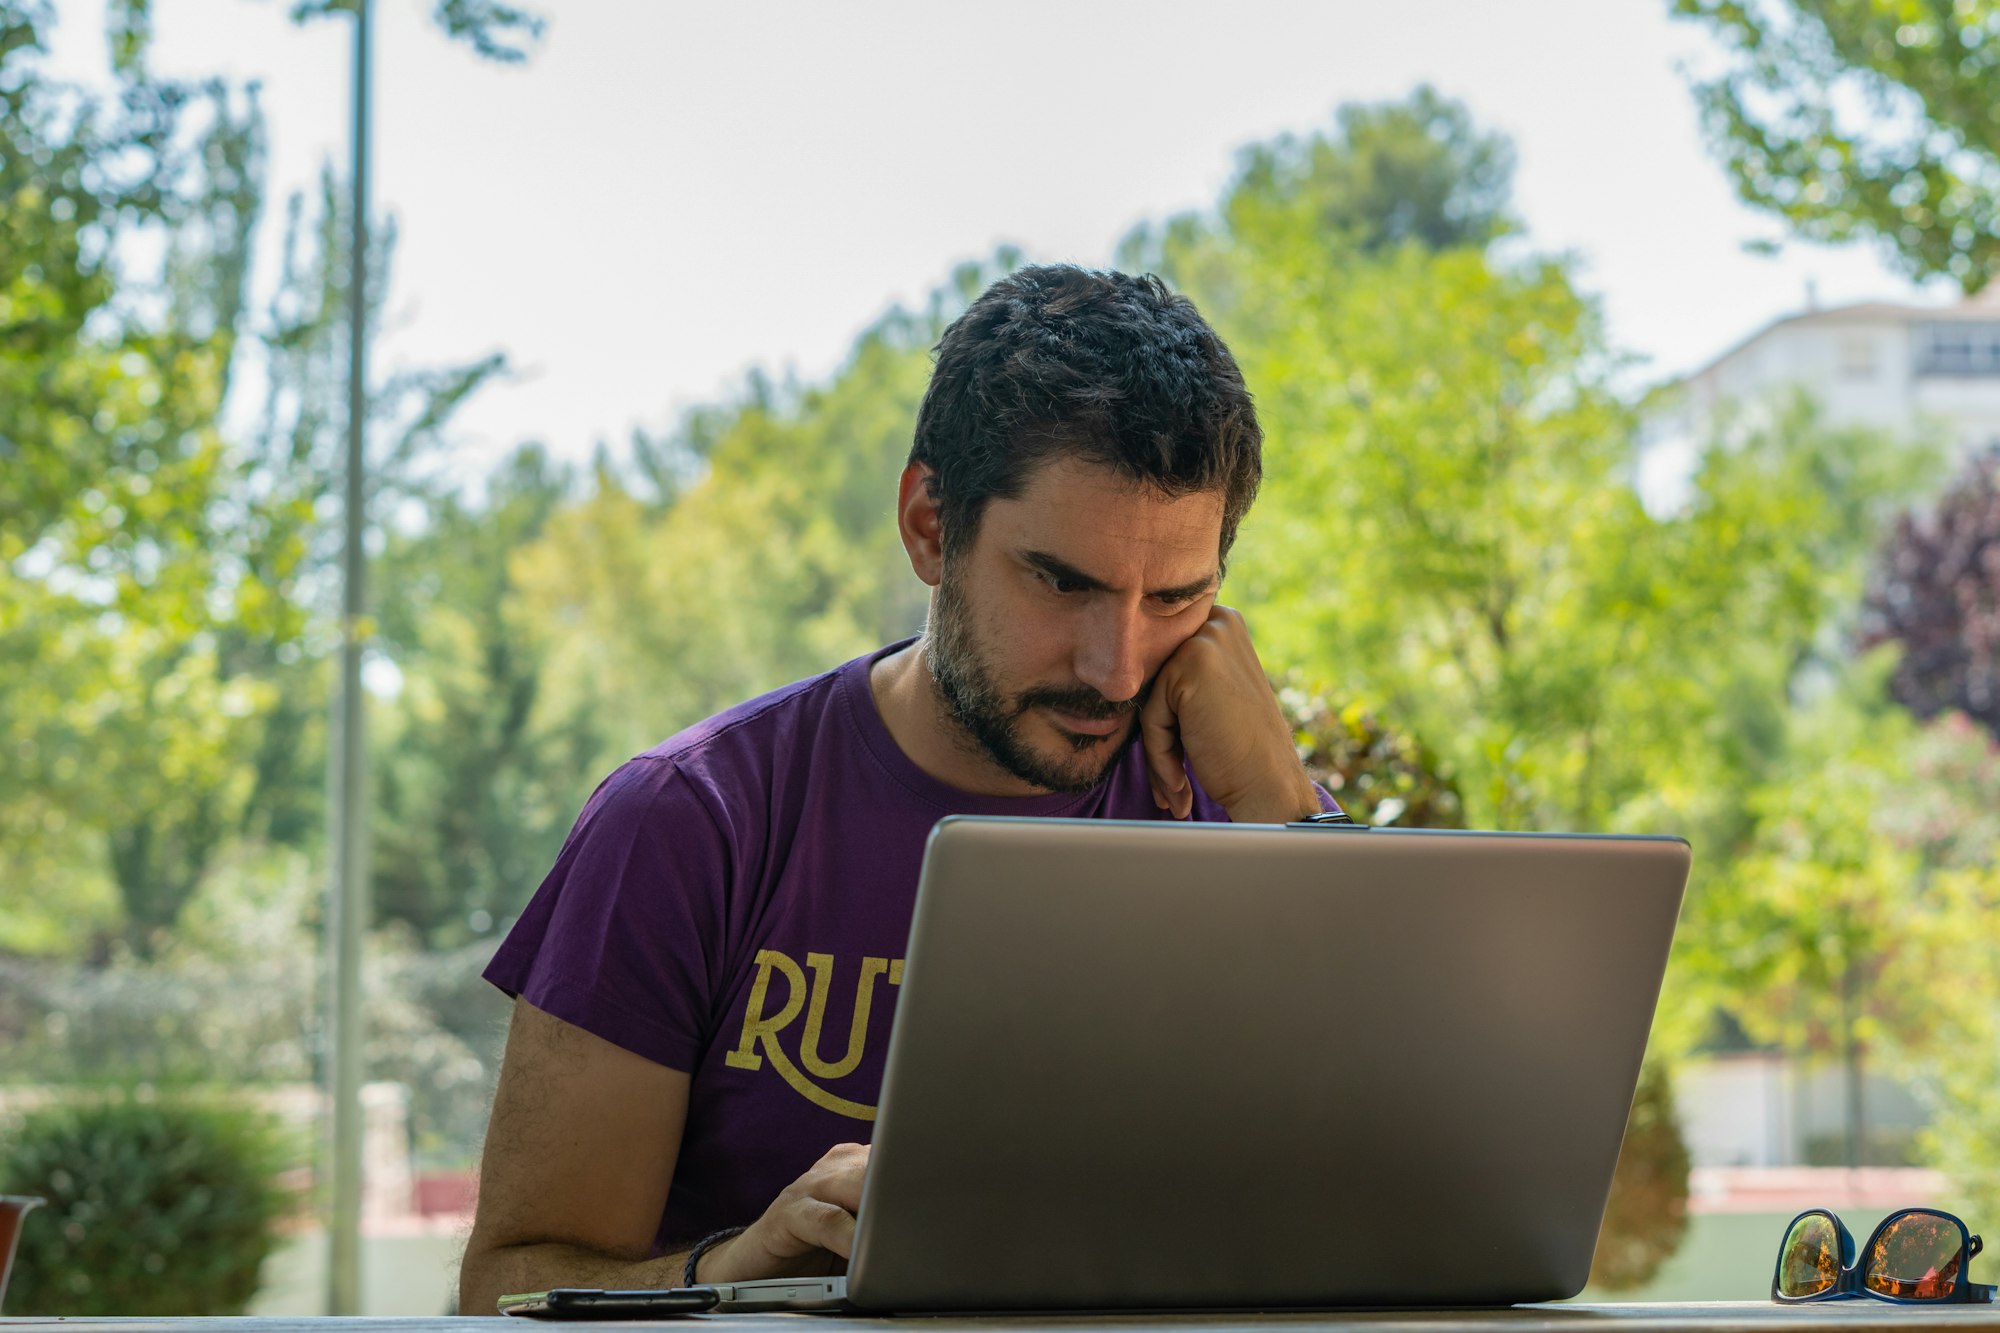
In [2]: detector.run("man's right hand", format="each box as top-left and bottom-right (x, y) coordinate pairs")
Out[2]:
(694, 1143), (871, 1282)
(460, 1000), (873, 1314)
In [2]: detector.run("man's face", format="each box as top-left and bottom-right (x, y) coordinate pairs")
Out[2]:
(924, 456), (1226, 793)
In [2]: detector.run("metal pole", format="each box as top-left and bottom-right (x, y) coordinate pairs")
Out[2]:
(1842, 955), (1865, 1171)
(326, 0), (372, 1314)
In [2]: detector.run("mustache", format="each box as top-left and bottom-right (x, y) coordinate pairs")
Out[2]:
(1016, 678), (1152, 720)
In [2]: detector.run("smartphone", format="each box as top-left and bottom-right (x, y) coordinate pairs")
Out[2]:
(496, 1286), (721, 1319)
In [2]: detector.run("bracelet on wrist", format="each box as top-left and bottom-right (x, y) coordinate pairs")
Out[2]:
(682, 1223), (748, 1287)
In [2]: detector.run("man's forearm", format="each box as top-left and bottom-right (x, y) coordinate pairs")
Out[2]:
(458, 1241), (689, 1316)
(1221, 763), (1324, 826)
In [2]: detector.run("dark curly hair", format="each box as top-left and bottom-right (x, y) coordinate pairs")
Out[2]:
(909, 265), (1262, 564)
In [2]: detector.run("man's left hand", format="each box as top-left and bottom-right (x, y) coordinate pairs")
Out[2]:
(1139, 604), (1321, 824)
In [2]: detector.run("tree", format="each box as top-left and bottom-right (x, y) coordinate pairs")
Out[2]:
(1232, 83), (1517, 253)
(283, 0), (544, 62)
(1689, 662), (1928, 1164)
(1861, 445), (2000, 739)
(1588, 1062), (1691, 1292)
(369, 444), (602, 948)
(1671, 0), (2000, 293)
(512, 262), (1002, 780)
(0, 1), (508, 954)
(225, 164), (507, 855)
(1889, 715), (2000, 1218)
(1673, 644), (2000, 1176)
(1131, 93), (1933, 838)
(0, 1), (292, 954)
(1120, 85), (1515, 346)
(1122, 84), (1514, 278)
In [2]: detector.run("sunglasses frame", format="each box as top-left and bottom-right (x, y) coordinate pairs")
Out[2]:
(1772, 1206), (1998, 1305)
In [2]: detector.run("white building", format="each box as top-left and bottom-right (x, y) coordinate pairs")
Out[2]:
(1676, 1052), (1927, 1169)
(1639, 284), (2000, 511)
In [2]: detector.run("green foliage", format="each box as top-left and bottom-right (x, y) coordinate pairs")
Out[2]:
(515, 269), (996, 774)
(0, 3), (508, 953)
(1588, 1061), (1692, 1292)
(0, 1091), (294, 1316)
(1685, 653), (1936, 1061)
(230, 168), (508, 866)
(1671, 0), (2000, 292)
(1276, 679), (1463, 828)
(1870, 714), (2000, 1213)
(284, 0), (547, 62)
(0, 3), (301, 954)
(1682, 656), (2000, 1176)
(0, 850), (323, 1086)
(1135, 88), (1936, 840)
(371, 444), (602, 947)
(0, 850), (503, 1170)
(1121, 84), (1515, 283)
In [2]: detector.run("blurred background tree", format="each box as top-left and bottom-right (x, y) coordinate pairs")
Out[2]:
(369, 443), (598, 949)
(1588, 1061), (1691, 1292)
(1862, 446), (2000, 738)
(1276, 680), (1463, 829)
(511, 273), (969, 780)
(0, 1), (295, 956)
(1128, 93), (1934, 844)
(1671, 0), (2000, 293)
(1663, 0), (2000, 1194)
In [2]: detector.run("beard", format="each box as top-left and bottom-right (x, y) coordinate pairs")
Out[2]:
(923, 560), (1148, 794)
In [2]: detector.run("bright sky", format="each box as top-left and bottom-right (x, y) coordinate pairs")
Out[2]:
(48, 0), (1962, 474)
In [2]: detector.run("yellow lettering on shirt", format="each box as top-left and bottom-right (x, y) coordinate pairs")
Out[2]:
(723, 948), (903, 1120)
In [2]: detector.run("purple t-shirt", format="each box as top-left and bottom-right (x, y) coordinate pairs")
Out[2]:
(485, 638), (1331, 1251)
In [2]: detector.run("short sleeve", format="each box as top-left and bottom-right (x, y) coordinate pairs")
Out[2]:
(483, 757), (732, 1072)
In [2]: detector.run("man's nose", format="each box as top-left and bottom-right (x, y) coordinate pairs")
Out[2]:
(1073, 603), (1150, 704)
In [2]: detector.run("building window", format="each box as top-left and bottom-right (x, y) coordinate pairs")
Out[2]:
(1838, 334), (1878, 380)
(1915, 321), (2000, 376)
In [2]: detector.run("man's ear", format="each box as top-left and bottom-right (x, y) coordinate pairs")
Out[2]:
(897, 461), (945, 588)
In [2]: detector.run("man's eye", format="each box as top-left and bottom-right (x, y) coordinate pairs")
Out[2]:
(1040, 572), (1084, 595)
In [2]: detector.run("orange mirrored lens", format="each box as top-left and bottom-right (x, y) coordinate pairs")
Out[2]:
(1866, 1212), (1964, 1300)
(1780, 1213), (1842, 1298)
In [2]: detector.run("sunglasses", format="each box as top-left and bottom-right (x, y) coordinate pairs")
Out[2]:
(1774, 1207), (1998, 1304)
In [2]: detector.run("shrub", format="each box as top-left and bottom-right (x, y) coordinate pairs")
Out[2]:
(1588, 1061), (1691, 1292)
(1861, 445), (2000, 742)
(1275, 679), (1465, 827)
(0, 1090), (295, 1316)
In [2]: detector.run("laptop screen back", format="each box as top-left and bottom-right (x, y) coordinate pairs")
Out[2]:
(847, 818), (1690, 1312)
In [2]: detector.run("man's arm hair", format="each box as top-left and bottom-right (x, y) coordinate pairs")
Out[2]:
(458, 998), (694, 1315)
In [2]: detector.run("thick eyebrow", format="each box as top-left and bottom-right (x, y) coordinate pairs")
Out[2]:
(1020, 549), (1219, 603)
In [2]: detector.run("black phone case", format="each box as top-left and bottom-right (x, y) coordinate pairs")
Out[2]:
(503, 1287), (720, 1319)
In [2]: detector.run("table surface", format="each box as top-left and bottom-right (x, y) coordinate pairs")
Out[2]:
(10, 1305), (2000, 1331)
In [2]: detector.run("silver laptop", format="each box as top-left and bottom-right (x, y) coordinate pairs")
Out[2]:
(705, 815), (1690, 1313)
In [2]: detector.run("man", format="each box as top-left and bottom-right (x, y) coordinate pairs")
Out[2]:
(458, 265), (1334, 1314)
